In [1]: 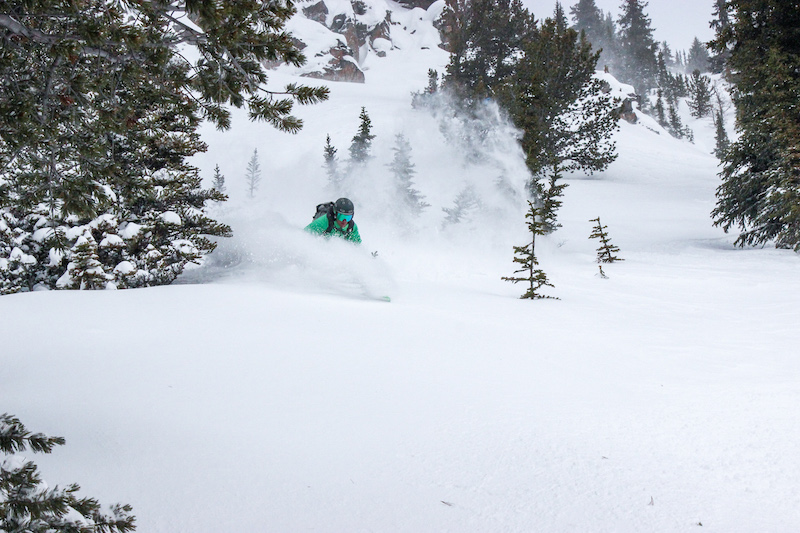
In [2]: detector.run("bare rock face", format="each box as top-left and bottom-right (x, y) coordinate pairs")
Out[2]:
(302, 0), (328, 24)
(283, 0), (397, 82)
(303, 56), (366, 83)
(281, 0), (442, 82)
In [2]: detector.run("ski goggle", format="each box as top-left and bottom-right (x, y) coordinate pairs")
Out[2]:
(336, 213), (353, 222)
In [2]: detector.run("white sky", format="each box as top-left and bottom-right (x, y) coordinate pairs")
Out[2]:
(521, 0), (716, 52)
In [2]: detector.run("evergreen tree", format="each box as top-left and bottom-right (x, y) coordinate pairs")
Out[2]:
(709, 0), (732, 73)
(57, 232), (115, 290)
(348, 107), (376, 165)
(444, 0), (535, 101)
(654, 92), (667, 128)
(501, 201), (558, 299)
(686, 37), (711, 73)
(537, 165), (569, 234)
(667, 101), (686, 139)
(1, 413), (136, 532)
(245, 149), (262, 199)
(211, 165), (226, 195)
(570, 0), (617, 72)
(570, 0), (603, 44)
(660, 41), (675, 67)
(323, 135), (342, 191)
(714, 111), (730, 159)
(0, 0), (329, 293)
(442, 186), (479, 226)
(616, 0), (659, 96)
(389, 134), (429, 216)
(507, 12), (619, 187)
(687, 69), (713, 118)
(589, 216), (623, 263)
(710, 0), (800, 251)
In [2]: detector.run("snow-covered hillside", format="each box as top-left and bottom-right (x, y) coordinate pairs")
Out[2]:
(3, 3), (800, 532)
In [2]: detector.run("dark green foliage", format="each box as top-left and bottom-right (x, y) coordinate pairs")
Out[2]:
(616, 0), (659, 96)
(710, 0), (800, 251)
(714, 111), (730, 159)
(349, 107), (376, 165)
(589, 216), (623, 263)
(709, 0), (732, 73)
(1, 413), (136, 532)
(440, 0), (618, 232)
(389, 134), (429, 216)
(687, 69), (713, 118)
(0, 0), (329, 292)
(60, 232), (114, 290)
(245, 149), (262, 199)
(570, 0), (617, 72)
(505, 11), (619, 181)
(502, 201), (558, 300)
(211, 165), (226, 195)
(530, 165), (569, 234)
(444, 0), (534, 102)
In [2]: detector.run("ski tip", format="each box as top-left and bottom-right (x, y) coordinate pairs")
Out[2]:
(378, 295), (391, 302)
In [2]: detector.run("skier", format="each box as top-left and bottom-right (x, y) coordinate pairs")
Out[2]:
(305, 197), (362, 244)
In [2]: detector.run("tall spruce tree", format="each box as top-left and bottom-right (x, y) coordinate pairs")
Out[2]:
(444, 0), (534, 102)
(709, 0), (732, 73)
(710, 0), (800, 251)
(687, 69), (713, 118)
(0, 1), (327, 293)
(616, 0), (659, 96)
(686, 37), (711, 73)
(570, 0), (617, 72)
(1, 413), (136, 532)
(506, 9), (619, 210)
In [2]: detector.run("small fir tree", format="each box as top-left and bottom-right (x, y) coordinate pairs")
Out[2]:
(654, 92), (667, 128)
(57, 232), (115, 290)
(442, 186), (479, 226)
(349, 107), (376, 165)
(589, 217), (623, 263)
(323, 135), (342, 191)
(211, 165), (226, 195)
(667, 102), (685, 139)
(0, 413), (136, 532)
(502, 201), (558, 299)
(245, 149), (262, 199)
(389, 134), (429, 216)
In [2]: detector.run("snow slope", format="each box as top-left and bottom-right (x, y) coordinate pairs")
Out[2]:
(3, 6), (800, 532)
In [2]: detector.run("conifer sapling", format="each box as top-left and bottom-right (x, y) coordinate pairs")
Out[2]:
(589, 216), (623, 263)
(212, 165), (226, 195)
(245, 149), (262, 199)
(502, 201), (558, 300)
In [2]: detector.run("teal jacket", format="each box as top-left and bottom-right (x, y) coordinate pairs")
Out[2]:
(304, 214), (362, 244)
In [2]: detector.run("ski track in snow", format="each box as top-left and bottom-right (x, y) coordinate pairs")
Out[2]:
(3, 9), (800, 533)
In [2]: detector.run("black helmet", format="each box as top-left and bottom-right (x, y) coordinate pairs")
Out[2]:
(334, 197), (354, 216)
